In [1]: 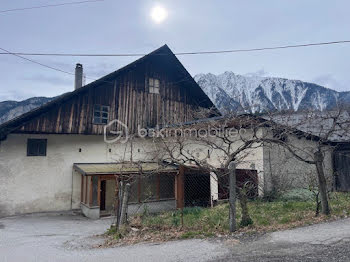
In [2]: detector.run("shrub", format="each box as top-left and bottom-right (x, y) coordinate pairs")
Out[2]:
(280, 188), (314, 202)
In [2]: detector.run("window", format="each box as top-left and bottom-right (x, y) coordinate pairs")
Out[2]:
(93, 105), (109, 124)
(27, 139), (47, 156)
(148, 77), (160, 94)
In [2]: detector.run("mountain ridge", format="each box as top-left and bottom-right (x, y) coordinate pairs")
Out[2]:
(195, 72), (349, 113)
(0, 97), (53, 124)
(0, 73), (349, 124)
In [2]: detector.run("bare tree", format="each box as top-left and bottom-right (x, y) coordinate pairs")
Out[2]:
(108, 105), (350, 233)
(153, 112), (267, 229)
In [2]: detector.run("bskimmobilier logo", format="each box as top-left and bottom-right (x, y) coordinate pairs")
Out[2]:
(104, 119), (245, 144)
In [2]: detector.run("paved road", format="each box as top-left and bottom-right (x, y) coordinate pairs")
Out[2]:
(1, 213), (350, 262)
(0, 213), (228, 262)
(217, 218), (350, 261)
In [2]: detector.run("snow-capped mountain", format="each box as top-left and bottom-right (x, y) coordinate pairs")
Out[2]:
(195, 72), (350, 113)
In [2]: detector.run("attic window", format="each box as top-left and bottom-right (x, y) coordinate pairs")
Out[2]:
(93, 105), (109, 124)
(148, 77), (160, 94)
(27, 139), (47, 156)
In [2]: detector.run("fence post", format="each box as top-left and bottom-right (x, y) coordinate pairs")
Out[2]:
(229, 161), (236, 232)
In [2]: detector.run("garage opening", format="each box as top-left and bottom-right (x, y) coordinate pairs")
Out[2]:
(184, 169), (211, 207)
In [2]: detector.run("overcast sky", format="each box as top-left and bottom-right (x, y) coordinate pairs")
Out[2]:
(0, 0), (349, 101)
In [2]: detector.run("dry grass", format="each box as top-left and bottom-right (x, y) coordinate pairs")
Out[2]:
(102, 192), (350, 246)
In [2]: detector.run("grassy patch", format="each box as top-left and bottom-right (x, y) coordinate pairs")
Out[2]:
(105, 192), (350, 245)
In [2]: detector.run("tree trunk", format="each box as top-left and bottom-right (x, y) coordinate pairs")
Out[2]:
(314, 151), (330, 215)
(115, 180), (124, 228)
(119, 183), (131, 228)
(228, 162), (236, 232)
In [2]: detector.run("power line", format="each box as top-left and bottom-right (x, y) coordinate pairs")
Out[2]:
(0, 0), (104, 14)
(0, 40), (349, 57)
(0, 47), (74, 76)
(176, 40), (350, 55)
(1, 39), (350, 88)
(0, 46), (194, 87)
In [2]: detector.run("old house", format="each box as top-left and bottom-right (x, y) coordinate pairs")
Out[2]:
(0, 45), (217, 218)
(267, 111), (350, 192)
(1, 45), (348, 219)
(152, 113), (350, 204)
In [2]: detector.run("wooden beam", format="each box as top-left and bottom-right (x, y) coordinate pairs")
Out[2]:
(99, 175), (116, 180)
(97, 176), (101, 207)
(81, 175), (84, 203)
(85, 175), (88, 204)
(89, 176), (93, 206)
(176, 165), (185, 209)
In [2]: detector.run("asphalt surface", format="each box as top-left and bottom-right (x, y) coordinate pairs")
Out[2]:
(1, 213), (350, 261)
(217, 218), (350, 261)
(0, 212), (228, 262)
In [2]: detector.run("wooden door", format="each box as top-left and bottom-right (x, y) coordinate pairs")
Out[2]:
(100, 180), (106, 210)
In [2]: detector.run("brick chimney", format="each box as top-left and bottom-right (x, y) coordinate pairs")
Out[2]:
(74, 63), (83, 90)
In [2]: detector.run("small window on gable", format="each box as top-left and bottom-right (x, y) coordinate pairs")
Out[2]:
(93, 105), (109, 124)
(148, 77), (160, 94)
(27, 139), (47, 156)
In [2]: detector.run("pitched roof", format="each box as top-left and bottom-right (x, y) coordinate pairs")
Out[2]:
(0, 45), (217, 140)
(265, 111), (350, 142)
(73, 161), (178, 175)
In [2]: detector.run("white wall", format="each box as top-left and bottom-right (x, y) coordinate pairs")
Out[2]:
(262, 131), (334, 193)
(0, 134), (169, 217)
(0, 129), (335, 217)
(0, 134), (108, 217)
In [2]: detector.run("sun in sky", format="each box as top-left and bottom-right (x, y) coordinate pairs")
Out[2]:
(150, 5), (168, 24)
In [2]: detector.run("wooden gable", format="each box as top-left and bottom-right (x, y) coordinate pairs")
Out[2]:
(0, 45), (217, 137)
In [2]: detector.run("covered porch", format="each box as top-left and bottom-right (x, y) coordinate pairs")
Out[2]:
(73, 162), (196, 219)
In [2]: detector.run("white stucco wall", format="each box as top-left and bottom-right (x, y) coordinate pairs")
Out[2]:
(0, 134), (110, 216)
(0, 128), (335, 217)
(262, 131), (334, 193)
(0, 133), (173, 217)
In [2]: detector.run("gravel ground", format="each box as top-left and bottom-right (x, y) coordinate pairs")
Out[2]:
(1, 213), (350, 262)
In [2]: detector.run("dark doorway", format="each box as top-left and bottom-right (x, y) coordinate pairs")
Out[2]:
(334, 150), (350, 192)
(100, 180), (106, 210)
(217, 169), (258, 200)
(184, 171), (210, 207)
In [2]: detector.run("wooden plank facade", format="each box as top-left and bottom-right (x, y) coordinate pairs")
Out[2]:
(1, 45), (217, 137)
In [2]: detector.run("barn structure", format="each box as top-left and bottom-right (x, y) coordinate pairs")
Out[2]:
(1, 45), (349, 219)
(0, 45), (217, 218)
